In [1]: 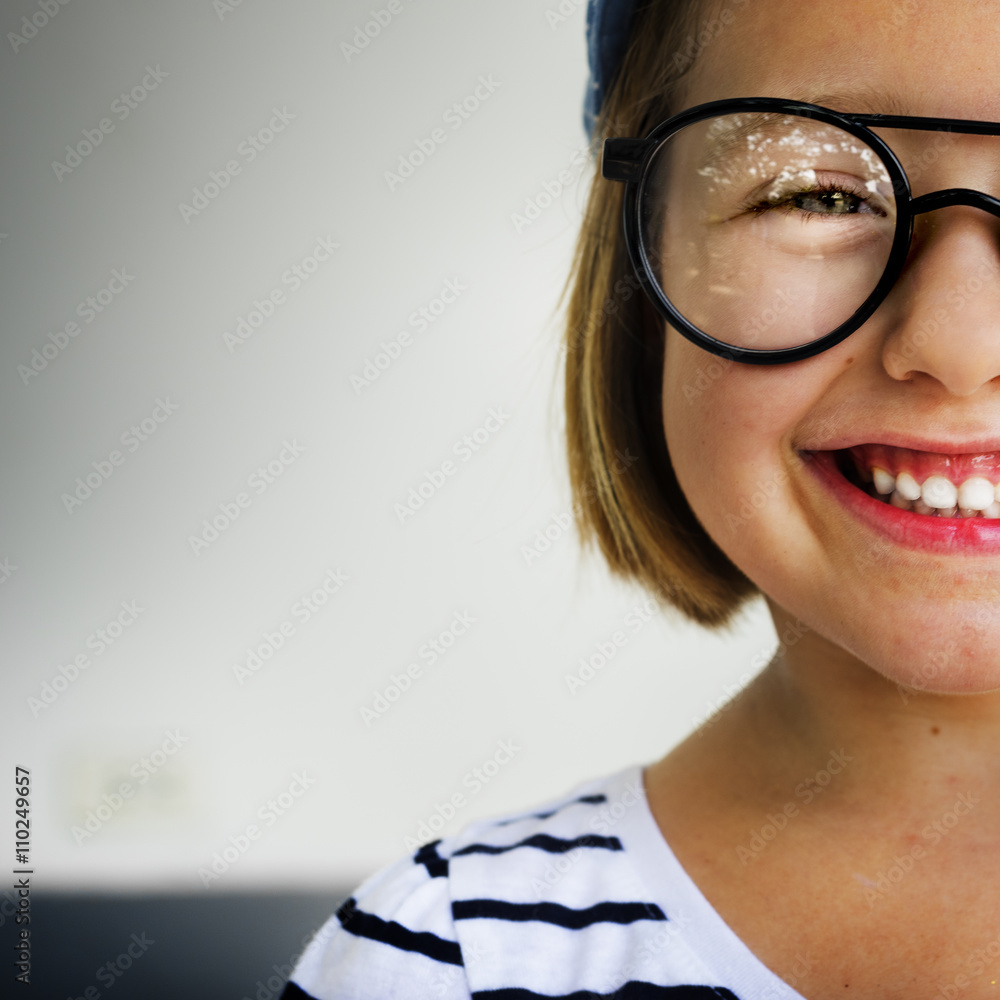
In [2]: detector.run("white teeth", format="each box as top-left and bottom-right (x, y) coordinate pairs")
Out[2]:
(920, 476), (958, 509)
(872, 467), (896, 495)
(957, 476), (995, 511)
(866, 465), (1000, 516)
(895, 471), (922, 501)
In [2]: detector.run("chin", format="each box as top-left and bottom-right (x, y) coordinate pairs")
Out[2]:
(771, 586), (1000, 698)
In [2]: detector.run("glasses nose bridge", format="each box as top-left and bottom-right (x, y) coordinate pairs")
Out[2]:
(909, 187), (1000, 220)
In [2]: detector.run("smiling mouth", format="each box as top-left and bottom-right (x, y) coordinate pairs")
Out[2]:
(834, 444), (1000, 519)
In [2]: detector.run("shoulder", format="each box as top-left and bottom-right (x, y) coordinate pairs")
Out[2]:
(284, 846), (467, 1000)
(283, 767), (650, 999)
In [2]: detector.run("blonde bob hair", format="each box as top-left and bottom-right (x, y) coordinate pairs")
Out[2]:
(565, 0), (757, 627)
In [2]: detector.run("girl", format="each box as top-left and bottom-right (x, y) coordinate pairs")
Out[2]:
(285, 0), (1000, 995)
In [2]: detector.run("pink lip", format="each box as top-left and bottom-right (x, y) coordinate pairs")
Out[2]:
(802, 431), (1000, 455)
(805, 450), (1000, 553)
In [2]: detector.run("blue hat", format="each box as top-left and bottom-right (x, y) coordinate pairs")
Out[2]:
(584, 0), (639, 137)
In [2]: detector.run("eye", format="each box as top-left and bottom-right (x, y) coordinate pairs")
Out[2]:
(747, 180), (887, 219)
(787, 188), (867, 214)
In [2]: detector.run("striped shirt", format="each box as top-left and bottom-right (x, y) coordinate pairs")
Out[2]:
(281, 764), (804, 999)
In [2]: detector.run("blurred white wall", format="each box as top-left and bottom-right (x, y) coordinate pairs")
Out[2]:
(1, 0), (776, 892)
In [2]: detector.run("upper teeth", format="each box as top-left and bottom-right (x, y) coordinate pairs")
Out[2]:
(872, 467), (1000, 513)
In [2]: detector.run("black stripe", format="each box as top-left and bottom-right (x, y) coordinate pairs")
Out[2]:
(472, 984), (741, 999)
(454, 833), (622, 856)
(495, 794), (609, 825)
(414, 839), (449, 878)
(336, 896), (463, 966)
(453, 898), (667, 928)
(279, 983), (319, 1000)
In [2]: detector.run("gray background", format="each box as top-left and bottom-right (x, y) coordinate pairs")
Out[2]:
(2, 0), (775, 991)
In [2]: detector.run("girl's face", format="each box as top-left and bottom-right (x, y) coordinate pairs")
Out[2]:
(662, 0), (1000, 692)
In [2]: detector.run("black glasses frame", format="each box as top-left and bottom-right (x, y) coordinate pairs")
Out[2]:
(603, 97), (1000, 365)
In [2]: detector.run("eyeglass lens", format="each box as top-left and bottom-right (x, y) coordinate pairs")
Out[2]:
(640, 112), (899, 350)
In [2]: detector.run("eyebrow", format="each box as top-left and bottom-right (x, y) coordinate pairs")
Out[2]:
(804, 89), (912, 117)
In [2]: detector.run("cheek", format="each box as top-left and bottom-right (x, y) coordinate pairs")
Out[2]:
(660, 329), (843, 608)
(661, 333), (802, 537)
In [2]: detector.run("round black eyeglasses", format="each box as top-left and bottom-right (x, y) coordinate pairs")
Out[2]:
(602, 97), (1000, 364)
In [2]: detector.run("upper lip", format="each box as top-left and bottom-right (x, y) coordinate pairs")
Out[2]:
(798, 431), (1000, 456)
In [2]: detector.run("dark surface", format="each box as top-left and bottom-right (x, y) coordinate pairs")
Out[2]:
(4, 890), (347, 999)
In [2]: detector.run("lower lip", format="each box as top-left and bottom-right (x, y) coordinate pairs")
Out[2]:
(805, 450), (1000, 553)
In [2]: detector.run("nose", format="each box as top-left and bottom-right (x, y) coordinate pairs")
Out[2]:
(881, 208), (1000, 396)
